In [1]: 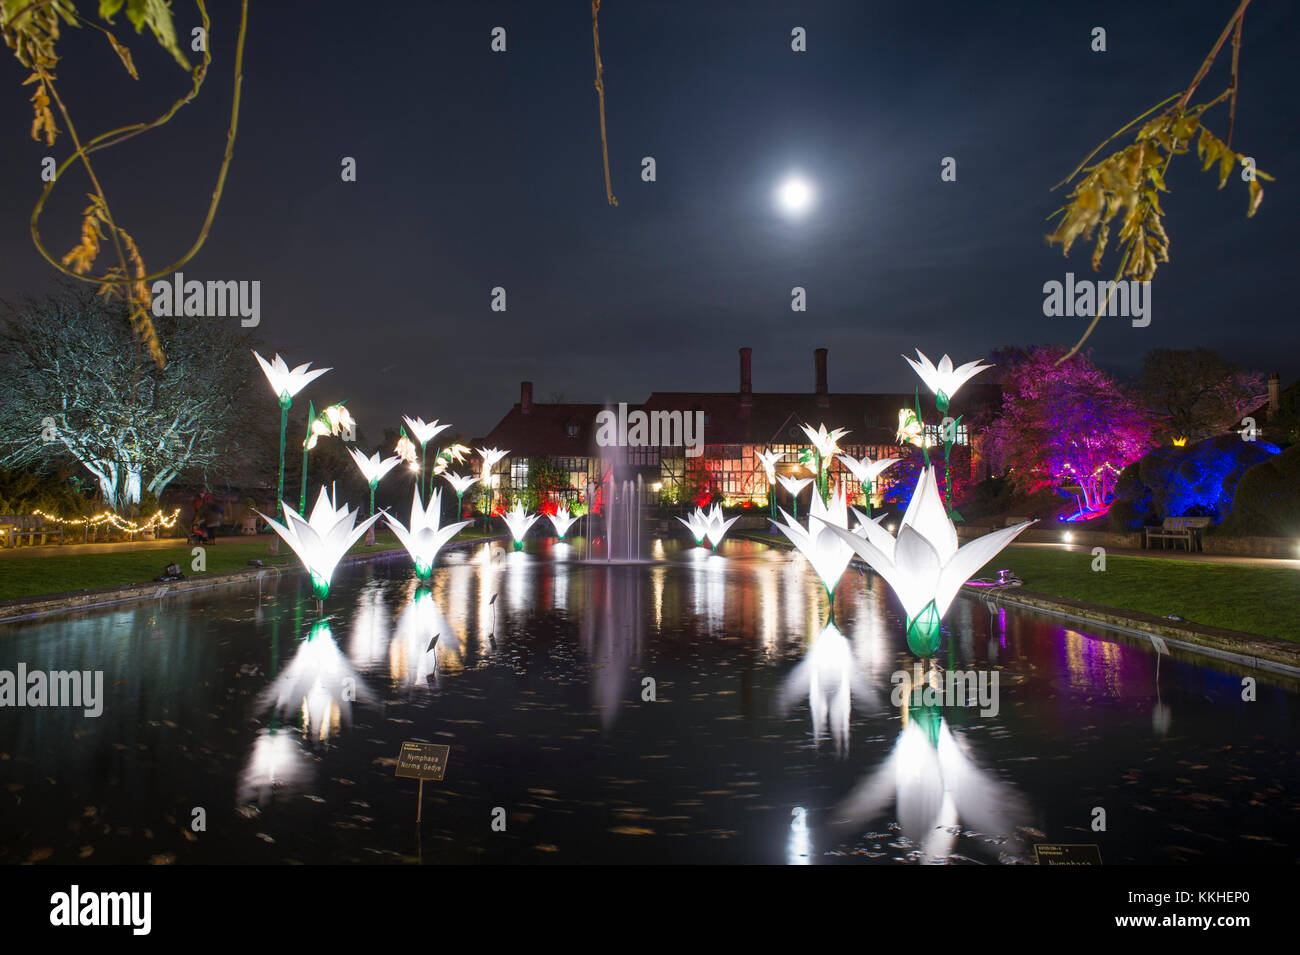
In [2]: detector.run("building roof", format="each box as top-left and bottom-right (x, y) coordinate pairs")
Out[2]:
(479, 349), (1003, 457)
(480, 401), (623, 458)
(639, 385), (1000, 447)
(481, 385), (1001, 455)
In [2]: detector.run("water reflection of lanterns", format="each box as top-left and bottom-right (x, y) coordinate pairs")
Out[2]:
(237, 725), (312, 806)
(259, 620), (370, 744)
(390, 586), (449, 689)
(777, 623), (875, 758)
(832, 702), (1028, 864)
(788, 807), (812, 865)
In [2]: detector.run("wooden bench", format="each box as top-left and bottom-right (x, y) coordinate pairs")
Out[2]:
(1145, 516), (1210, 552)
(0, 514), (65, 548)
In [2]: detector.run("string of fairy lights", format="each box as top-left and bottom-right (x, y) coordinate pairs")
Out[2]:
(26, 508), (181, 533)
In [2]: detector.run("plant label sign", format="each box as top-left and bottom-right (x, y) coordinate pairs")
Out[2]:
(1034, 844), (1103, 865)
(395, 742), (449, 781)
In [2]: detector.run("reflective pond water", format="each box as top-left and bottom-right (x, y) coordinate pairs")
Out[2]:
(0, 536), (1295, 864)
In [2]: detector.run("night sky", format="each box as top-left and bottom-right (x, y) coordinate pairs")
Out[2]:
(1, 0), (1296, 438)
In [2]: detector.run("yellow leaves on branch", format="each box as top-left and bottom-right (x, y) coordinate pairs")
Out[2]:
(22, 70), (56, 144)
(64, 193), (165, 367)
(1047, 104), (1272, 286)
(1196, 125), (1270, 217)
(62, 193), (110, 276)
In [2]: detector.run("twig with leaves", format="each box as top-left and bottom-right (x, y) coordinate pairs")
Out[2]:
(1046, 0), (1270, 364)
(2, 0), (249, 368)
(591, 0), (616, 206)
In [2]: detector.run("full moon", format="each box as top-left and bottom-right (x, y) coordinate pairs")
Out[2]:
(776, 175), (815, 215)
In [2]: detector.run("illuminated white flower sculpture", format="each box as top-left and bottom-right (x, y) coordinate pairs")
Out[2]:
(304, 402), (354, 450)
(477, 447), (508, 482)
(259, 486), (382, 600)
(501, 501), (540, 550)
(252, 351), (330, 523)
(704, 504), (739, 550)
(756, 448), (784, 483)
(777, 474), (814, 500)
(395, 432), (418, 467)
(253, 351), (330, 403)
(549, 504), (579, 540)
(816, 467), (1034, 655)
(777, 473), (815, 518)
(837, 453), (897, 489)
(348, 448), (401, 517)
(902, 349), (993, 412)
(777, 484), (858, 597)
(349, 447), (401, 487)
(442, 471), (478, 498)
(897, 408), (926, 448)
(800, 422), (849, 460)
(838, 452), (898, 518)
(402, 416), (449, 448)
(385, 488), (471, 580)
(477, 447), (509, 515)
(677, 508), (711, 545)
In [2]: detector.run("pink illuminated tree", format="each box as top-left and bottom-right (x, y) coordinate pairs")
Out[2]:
(985, 347), (1154, 514)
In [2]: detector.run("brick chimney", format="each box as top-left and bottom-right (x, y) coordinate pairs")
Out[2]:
(814, 348), (828, 407)
(1268, 372), (1280, 415)
(521, 380), (533, 415)
(739, 347), (753, 407)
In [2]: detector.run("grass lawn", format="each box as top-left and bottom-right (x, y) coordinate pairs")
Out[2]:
(742, 530), (1300, 642)
(0, 527), (503, 603)
(986, 546), (1300, 643)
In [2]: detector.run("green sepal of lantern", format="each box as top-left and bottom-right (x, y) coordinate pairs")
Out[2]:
(413, 557), (434, 581)
(936, 389), (950, 415)
(309, 571), (331, 601)
(513, 539), (524, 551)
(905, 600), (943, 657)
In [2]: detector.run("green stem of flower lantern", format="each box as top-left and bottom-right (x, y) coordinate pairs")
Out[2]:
(944, 440), (952, 515)
(275, 396), (289, 519)
(298, 400), (314, 515)
(915, 388), (930, 470)
(864, 479), (872, 519)
(419, 443), (427, 501)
